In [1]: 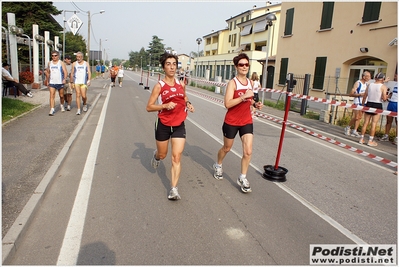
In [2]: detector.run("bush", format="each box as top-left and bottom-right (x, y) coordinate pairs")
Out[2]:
(19, 70), (34, 84)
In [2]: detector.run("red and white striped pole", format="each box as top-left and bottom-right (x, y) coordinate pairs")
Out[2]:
(139, 70), (144, 85)
(144, 71), (150, 90)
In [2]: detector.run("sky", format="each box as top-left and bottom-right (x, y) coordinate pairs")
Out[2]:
(52, 1), (267, 60)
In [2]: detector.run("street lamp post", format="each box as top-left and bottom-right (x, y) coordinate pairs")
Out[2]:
(195, 38), (202, 86)
(63, 10), (79, 60)
(261, 13), (277, 103)
(87, 10), (105, 66)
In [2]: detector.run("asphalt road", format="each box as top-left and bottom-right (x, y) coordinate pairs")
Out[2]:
(2, 70), (397, 265)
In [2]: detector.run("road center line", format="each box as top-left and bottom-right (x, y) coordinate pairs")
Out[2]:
(57, 85), (112, 265)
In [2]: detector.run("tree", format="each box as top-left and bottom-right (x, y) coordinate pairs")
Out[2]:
(2, 2), (63, 65)
(60, 32), (87, 58)
(147, 35), (165, 69)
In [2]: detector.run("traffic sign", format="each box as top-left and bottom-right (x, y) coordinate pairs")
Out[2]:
(67, 14), (83, 35)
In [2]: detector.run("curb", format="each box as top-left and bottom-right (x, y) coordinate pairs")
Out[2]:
(2, 93), (102, 265)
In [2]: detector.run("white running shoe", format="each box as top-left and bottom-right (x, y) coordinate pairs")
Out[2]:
(350, 131), (361, 137)
(380, 135), (389, 141)
(49, 108), (55, 116)
(67, 105), (71, 111)
(237, 176), (252, 193)
(27, 92), (33, 97)
(344, 126), (351, 136)
(83, 105), (88, 112)
(60, 104), (65, 112)
(76, 109), (81, 115)
(213, 163), (223, 180)
(151, 150), (160, 169)
(168, 187), (181, 200)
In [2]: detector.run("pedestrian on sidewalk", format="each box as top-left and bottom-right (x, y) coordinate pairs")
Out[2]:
(359, 72), (388, 146)
(212, 53), (263, 193)
(250, 72), (261, 117)
(101, 63), (106, 78)
(45, 51), (68, 116)
(117, 66), (124, 87)
(2, 62), (33, 97)
(146, 52), (195, 200)
(63, 55), (73, 111)
(71, 51), (91, 115)
(380, 73), (398, 144)
(344, 70), (371, 137)
(95, 62), (101, 78)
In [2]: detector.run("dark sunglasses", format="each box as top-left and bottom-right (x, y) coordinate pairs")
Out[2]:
(237, 63), (249, 67)
(51, 54), (58, 57)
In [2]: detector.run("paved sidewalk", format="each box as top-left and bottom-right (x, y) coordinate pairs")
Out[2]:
(2, 78), (108, 240)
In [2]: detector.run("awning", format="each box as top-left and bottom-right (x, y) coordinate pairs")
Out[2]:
(253, 20), (267, 33)
(240, 25), (252, 36)
(234, 44), (247, 52)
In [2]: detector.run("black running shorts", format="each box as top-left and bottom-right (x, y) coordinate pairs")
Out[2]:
(222, 122), (253, 139)
(155, 117), (186, 141)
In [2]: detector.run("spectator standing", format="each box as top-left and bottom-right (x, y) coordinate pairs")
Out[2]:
(71, 51), (91, 115)
(63, 55), (73, 111)
(2, 62), (33, 97)
(380, 73), (398, 144)
(117, 66), (124, 87)
(251, 72), (261, 117)
(359, 72), (388, 146)
(45, 50), (68, 116)
(146, 52), (195, 200)
(344, 71), (371, 137)
(212, 53), (263, 193)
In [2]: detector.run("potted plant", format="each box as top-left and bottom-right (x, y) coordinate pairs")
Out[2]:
(19, 70), (34, 89)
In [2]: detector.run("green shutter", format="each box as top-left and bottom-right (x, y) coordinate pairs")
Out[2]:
(313, 57), (327, 89)
(362, 2), (381, 23)
(279, 58), (289, 85)
(284, 8), (294, 35)
(320, 2), (334, 29)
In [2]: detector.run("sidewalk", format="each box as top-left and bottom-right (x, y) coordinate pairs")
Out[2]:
(2, 78), (107, 241)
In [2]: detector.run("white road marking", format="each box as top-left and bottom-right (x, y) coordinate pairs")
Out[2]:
(57, 85), (112, 265)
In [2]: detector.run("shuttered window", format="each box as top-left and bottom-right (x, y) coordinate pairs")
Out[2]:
(278, 58), (289, 85)
(284, 8), (294, 36)
(362, 2), (381, 23)
(313, 57), (327, 89)
(320, 2), (334, 30)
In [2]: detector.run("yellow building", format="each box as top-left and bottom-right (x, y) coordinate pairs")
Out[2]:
(197, 3), (281, 83)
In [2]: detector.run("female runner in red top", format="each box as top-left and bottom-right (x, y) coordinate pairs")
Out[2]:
(146, 52), (195, 200)
(213, 53), (263, 193)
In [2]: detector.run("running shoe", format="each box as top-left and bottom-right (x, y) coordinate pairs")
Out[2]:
(26, 91), (33, 98)
(380, 135), (389, 141)
(359, 138), (365, 144)
(350, 131), (361, 137)
(367, 140), (378, 147)
(344, 126), (351, 136)
(394, 137), (398, 145)
(60, 104), (65, 112)
(49, 108), (55, 116)
(151, 150), (160, 169)
(67, 105), (71, 111)
(83, 105), (88, 112)
(237, 176), (252, 193)
(168, 187), (181, 200)
(76, 109), (81, 115)
(213, 163), (223, 180)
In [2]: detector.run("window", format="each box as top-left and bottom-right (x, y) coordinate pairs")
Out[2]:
(234, 20), (237, 29)
(206, 38), (211, 45)
(253, 20), (267, 33)
(229, 22), (232, 31)
(228, 35), (231, 43)
(313, 57), (327, 89)
(362, 2), (381, 23)
(240, 25), (252, 36)
(232, 34), (237, 47)
(320, 2), (334, 30)
(278, 58), (289, 85)
(255, 41), (266, 51)
(284, 8), (294, 36)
